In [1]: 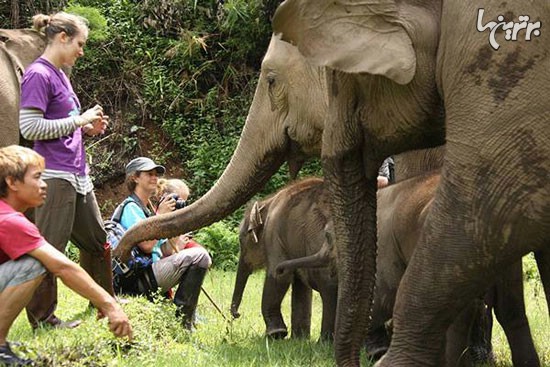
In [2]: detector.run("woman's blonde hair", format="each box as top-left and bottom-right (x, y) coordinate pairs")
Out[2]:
(0, 145), (45, 198)
(157, 178), (190, 199)
(32, 12), (88, 42)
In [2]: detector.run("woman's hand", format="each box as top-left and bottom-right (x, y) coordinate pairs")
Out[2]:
(88, 114), (109, 135)
(157, 195), (176, 215)
(77, 104), (103, 125)
(81, 105), (109, 136)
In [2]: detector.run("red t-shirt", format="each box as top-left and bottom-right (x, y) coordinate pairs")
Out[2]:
(0, 199), (47, 265)
(183, 238), (202, 249)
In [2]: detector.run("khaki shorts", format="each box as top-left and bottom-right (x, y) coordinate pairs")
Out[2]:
(0, 255), (46, 292)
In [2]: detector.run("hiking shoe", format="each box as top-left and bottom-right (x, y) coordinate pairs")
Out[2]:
(34, 314), (81, 330)
(0, 342), (34, 366)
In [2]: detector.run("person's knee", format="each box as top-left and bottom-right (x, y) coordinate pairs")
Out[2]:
(195, 248), (212, 269)
(173, 247), (211, 270)
(0, 256), (46, 293)
(20, 257), (47, 284)
(27, 257), (47, 277)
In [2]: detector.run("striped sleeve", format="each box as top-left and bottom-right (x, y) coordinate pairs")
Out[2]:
(19, 108), (79, 140)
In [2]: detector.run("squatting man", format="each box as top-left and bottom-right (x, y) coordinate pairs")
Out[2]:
(0, 145), (132, 366)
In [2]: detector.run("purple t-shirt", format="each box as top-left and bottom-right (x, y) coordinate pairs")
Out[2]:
(20, 57), (88, 175)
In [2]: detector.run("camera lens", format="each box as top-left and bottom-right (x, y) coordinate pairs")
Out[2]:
(174, 199), (186, 210)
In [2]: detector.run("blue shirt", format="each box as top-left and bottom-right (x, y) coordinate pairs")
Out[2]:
(119, 199), (165, 262)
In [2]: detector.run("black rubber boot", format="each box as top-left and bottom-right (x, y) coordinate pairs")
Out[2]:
(0, 342), (34, 366)
(173, 266), (207, 330)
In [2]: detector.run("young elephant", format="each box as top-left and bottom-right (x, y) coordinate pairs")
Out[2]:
(230, 178), (338, 341)
(276, 172), (540, 367)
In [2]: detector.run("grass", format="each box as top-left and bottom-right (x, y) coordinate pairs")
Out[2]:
(8, 269), (549, 366)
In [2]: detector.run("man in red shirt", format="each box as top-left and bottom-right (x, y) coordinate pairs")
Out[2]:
(0, 145), (132, 366)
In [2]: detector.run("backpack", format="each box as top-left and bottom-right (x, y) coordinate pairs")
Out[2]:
(106, 197), (153, 277)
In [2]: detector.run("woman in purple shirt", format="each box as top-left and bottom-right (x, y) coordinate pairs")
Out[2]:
(19, 12), (115, 330)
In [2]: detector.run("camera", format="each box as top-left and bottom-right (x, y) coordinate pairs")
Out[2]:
(166, 193), (187, 210)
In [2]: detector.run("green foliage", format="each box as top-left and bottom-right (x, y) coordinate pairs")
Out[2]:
(57, 0), (275, 193)
(65, 3), (108, 41)
(523, 252), (541, 282)
(65, 242), (79, 262)
(195, 222), (240, 271)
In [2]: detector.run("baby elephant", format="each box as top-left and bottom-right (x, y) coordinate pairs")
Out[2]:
(230, 178), (337, 341)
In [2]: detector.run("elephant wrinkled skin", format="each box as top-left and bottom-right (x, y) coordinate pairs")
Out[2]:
(272, 1), (550, 365)
(231, 178), (337, 341)
(0, 29), (46, 147)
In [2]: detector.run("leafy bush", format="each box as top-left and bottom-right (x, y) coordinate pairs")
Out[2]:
(65, 3), (108, 41)
(195, 221), (240, 271)
(523, 252), (541, 282)
(60, 0), (275, 192)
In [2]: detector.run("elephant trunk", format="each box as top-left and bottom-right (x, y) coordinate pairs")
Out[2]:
(332, 176), (378, 367)
(230, 256), (253, 319)
(114, 91), (288, 261)
(321, 89), (379, 365)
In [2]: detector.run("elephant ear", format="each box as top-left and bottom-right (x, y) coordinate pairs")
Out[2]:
(273, 0), (416, 85)
(247, 201), (265, 243)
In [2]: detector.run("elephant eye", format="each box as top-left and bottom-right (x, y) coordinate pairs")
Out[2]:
(267, 76), (275, 88)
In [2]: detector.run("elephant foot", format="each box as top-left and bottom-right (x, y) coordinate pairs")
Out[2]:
(470, 346), (495, 366)
(266, 327), (288, 339)
(366, 346), (388, 361)
(365, 326), (391, 361)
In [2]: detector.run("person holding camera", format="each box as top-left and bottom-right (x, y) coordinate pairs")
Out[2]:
(154, 178), (208, 259)
(113, 157), (211, 330)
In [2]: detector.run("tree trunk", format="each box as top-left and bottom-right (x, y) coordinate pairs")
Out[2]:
(11, 0), (19, 28)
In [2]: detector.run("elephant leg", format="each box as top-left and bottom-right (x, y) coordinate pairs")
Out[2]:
(468, 290), (495, 366)
(365, 326), (391, 361)
(319, 283), (338, 342)
(445, 300), (483, 367)
(261, 273), (290, 339)
(534, 249), (550, 317)
(290, 277), (312, 339)
(494, 261), (540, 367)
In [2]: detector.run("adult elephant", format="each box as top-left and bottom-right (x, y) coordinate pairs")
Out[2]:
(231, 177), (338, 341)
(0, 29), (46, 147)
(113, 31), (444, 269)
(272, 1), (550, 366)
